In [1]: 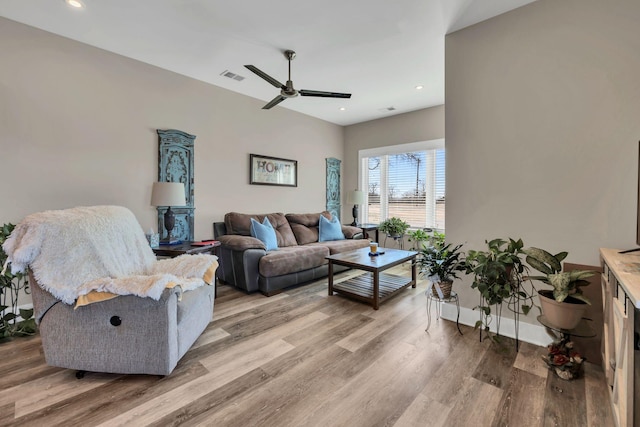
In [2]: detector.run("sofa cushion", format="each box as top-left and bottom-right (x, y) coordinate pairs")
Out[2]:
(225, 212), (298, 247)
(250, 217), (278, 251)
(307, 239), (370, 255)
(318, 214), (345, 242)
(285, 211), (332, 245)
(259, 245), (329, 278)
(341, 225), (363, 239)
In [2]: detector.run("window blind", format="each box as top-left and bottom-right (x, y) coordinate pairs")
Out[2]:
(361, 142), (445, 230)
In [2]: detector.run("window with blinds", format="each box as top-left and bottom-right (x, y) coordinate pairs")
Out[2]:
(360, 140), (445, 230)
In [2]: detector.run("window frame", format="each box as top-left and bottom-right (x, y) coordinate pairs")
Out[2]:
(358, 138), (445, 231)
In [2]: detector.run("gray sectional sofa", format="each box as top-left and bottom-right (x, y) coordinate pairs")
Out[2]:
(213, 211), (369, 295)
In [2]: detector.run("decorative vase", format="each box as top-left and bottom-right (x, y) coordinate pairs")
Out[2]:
(538, 290), (587, 330)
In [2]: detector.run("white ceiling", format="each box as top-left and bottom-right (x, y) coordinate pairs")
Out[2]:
(0, 0), (537, 126)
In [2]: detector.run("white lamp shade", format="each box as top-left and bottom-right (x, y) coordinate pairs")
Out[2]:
(347, 190), (366, 205)
(151, 182), (186, 207)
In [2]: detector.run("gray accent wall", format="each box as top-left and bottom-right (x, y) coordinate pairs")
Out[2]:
(446, 0), (640, 318)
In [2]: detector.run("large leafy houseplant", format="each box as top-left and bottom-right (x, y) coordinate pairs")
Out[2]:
(0, 223), (36, 339)
(522, 247), (593, 303)
(464, 238), (536, 344)
(523, 247), (594, 330)
(525, 246), (592, 375)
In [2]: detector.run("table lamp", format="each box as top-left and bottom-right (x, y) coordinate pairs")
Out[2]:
(151, 181), (186, 244)
(347, 190), (366, 226)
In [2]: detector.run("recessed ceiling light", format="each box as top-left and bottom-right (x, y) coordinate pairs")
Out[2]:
(415, 85), (424, 90)
(339, 107), (346, 111)
(65, 0), (85, 8)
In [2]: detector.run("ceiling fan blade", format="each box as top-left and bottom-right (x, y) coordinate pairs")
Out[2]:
(263, 95), (287, 110)
(244, 65), (286, 89)
(299, 89), (351, 99)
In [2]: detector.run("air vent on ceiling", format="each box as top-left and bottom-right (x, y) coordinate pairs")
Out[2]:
(220, 70), (245, 81)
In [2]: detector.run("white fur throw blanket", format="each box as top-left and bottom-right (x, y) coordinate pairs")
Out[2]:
(2, 205), (217, 305)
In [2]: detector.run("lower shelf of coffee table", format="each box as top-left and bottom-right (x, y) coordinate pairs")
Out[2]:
(333, 272), (413, 304)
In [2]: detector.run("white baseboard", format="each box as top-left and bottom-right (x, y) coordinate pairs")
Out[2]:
(438, 302), (552, 347)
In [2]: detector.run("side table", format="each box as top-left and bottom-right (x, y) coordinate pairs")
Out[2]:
(152, 241), (221, 297)
(425, 290), (462, 335)
(152, 241), (220, 257)
(359, 223), (379, 243)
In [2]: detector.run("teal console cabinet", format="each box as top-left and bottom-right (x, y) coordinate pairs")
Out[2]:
(157, 129), (195, 242)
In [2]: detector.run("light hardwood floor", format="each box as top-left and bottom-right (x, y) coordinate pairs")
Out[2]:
(0, 266), (614, 426)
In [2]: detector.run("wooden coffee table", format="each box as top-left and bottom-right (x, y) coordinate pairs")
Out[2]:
(326, 247), (418, 310)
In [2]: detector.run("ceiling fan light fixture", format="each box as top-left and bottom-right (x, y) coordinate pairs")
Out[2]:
(65, 0), (85, 8)
(245, 50), (352, 110)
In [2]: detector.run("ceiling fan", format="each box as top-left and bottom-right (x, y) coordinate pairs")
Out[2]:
(245, 50), (352, 110)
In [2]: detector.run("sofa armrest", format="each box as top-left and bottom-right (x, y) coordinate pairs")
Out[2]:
(218, 234), (266, 251)
(341, 225), (364, 240)
(216, 235), (266, 293)
(213, 221), (227, 239)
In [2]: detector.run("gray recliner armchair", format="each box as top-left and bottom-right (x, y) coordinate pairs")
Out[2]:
(3, 205), (217, 376)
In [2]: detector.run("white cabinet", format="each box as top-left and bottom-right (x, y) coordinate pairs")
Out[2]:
(600, 248), (637, 427)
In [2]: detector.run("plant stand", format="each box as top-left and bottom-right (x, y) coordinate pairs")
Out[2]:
(477, 292), (525, 351)
(537, 315), (594, 380)
(426, 290), (462, 335)
(383, 234), (405, 250)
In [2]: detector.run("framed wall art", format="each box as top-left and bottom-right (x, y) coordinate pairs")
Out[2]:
(250, 154), (298, 187)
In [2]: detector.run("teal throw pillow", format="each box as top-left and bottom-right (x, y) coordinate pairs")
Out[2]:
(250, 217), (278, 251)
(318, 214), (345, 242)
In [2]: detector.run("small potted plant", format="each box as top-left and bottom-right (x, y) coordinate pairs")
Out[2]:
(542, 338), (585, 380)
(522, 247), (593, 330)
(0, 223), (36, 340)
(407, 228), (432, 250)
(417, 240), (465, 299)
(378, 217), (410, 238)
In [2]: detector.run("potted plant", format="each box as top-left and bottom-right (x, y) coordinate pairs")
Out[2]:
(407, 228), (432, 250)
(417, 240), (465, 299)
(522, 247), (594, 330)
(378, 217), (410, 238)
(543, 338), (585, 380)
(0, 223), (36, 340)
(464, 238), (536, 343)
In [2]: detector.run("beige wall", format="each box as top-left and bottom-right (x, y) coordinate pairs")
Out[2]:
(342, 106), (445, 219)
(446, 0), (640, 317)
(0, 17), (343, 240)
